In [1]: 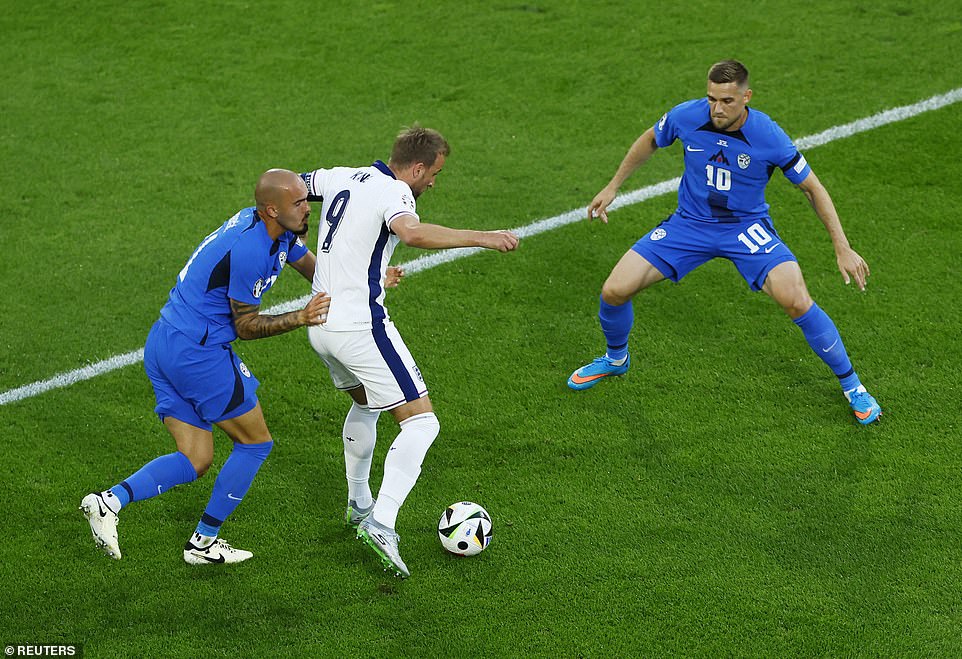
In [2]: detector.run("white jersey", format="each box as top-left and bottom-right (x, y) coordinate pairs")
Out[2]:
(302, 161), (418, 331)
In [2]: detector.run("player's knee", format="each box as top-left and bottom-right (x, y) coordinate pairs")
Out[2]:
(403, 413), (440, 463)
(424, 412), (440, 439)
(601, 281), (631, 306)
(783, 293), (814, 319)
(189, 453), (213, 478)
(241, 438), (274, 455)
(401, 411), (440, 442)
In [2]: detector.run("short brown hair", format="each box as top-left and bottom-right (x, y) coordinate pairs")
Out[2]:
(708, 60), (750, 87)
(390, 124), (450, 168)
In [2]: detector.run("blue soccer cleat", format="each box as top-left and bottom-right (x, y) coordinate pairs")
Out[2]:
(848, 389), (882, 425)
(567, 354), (631, 391)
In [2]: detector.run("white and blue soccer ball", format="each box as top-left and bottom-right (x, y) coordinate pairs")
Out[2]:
(438, 501), (493, 556)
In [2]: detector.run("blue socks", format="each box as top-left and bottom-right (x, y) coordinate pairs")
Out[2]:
(110, 451), (197, 509)
(195, 440), (273, 537)
(599, 297), (633, 361)
(792, 303), (861, 391)
(597, 297), (862, 393)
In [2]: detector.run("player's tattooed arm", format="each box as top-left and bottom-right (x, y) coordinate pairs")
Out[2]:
(230, 293), (330, 340)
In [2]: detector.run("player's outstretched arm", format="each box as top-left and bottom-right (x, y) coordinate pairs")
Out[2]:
(230, 292), (330, 340)
(588, 128), (659, 223)
(797, 172), (870, 291)
(391, 214), (519, 253)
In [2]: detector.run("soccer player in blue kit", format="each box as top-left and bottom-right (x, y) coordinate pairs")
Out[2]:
(81, 169), (332, 563)
(568, 60), (881, 425)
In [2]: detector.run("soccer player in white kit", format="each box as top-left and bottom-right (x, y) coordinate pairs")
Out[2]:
(300, 126), (519, 577)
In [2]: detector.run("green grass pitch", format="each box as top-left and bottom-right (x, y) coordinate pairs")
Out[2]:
(2, 1), (961, 656)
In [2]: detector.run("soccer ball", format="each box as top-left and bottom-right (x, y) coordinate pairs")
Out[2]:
(438, 501), (493, 556)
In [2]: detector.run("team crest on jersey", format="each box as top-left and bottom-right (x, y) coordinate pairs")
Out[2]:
(709, 150), (729, 165)
(650, 228), (667, 241)
(737, 153), (751, 169)
(238, 362), (251, 378)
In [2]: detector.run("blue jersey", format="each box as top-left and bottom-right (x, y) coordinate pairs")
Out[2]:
(653, 98), (811, 223)
(159, 207), (308, 346)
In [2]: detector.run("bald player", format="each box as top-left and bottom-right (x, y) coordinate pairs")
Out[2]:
(81, 169), (330, 565)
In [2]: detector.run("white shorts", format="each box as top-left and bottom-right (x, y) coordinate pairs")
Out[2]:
(307, 321), (428, 411)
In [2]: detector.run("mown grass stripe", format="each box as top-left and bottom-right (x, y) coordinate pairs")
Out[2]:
(2, 86), (960, 406)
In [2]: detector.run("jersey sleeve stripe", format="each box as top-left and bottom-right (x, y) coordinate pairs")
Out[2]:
(386, 210), (418, 231)
(780, 152), (802, 172)
(300, 171), (323, 202)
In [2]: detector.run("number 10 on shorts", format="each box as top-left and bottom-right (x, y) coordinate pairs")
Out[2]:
(736, 222), (773, 254)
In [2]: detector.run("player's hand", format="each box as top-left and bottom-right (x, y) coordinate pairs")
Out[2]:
(300, 291), (331, 326)
(480, 230), (519, 253)
(385, 266), (404, 288)
(588, 186), (617, 223)
(836, 247), (870, 291)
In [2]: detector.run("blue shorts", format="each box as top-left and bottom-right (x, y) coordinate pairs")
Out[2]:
(631, 212), (797, 291)
(143, 319), (260, 430)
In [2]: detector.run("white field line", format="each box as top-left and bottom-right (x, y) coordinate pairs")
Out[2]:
(3, 87), (961, 407)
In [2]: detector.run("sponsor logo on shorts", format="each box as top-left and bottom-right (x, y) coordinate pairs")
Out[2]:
(239, 362), (251, 378)
(650, 228), (667, 241)
(737, 153), (751, 169)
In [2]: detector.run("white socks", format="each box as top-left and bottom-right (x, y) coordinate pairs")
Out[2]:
(189, 532), (215, 548)
(606, 354), (628, 366)
(343, 403), (380, 509)
(843, 384), (867, 402)
(372, 412), (440, 529)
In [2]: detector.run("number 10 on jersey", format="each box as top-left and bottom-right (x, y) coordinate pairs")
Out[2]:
(736, 222), (774, 254)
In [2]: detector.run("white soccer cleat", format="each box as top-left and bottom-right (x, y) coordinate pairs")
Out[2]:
(357, 518), (410, 578)
(183, 534), (253, 565)
(344, 498), (376, 528)
(80, 492), (121, 560)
